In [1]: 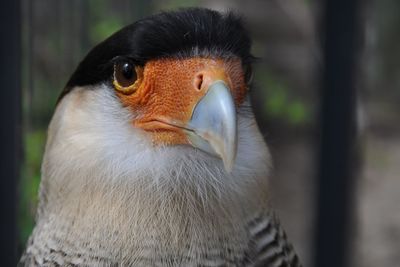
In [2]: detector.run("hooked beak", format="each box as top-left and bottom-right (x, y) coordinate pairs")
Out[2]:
(185, 81), (237, 172)
(126, 58), (244, 172)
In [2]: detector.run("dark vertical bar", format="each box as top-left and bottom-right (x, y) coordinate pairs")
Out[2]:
(27, 0), (34, 130)
(0, 0), (21, 266)
(314, 0), (360, 267)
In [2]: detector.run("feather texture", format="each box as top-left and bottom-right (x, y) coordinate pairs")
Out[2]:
(20, 86), (300, 266)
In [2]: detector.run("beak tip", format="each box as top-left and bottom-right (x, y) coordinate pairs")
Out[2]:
(222, 147), (237, 173)
(185, 80), (238, 173)
(223, 159), (234, 173)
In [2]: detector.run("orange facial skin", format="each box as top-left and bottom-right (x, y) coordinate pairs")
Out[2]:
(115, 57), (248, 145)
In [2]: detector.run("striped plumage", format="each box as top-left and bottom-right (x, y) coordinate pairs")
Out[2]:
(21, 210), (300, 266)
(244, 213), (301, 267)
(20, 8), (302, 267)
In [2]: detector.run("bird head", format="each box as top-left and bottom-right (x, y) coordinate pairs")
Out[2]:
(47, 8), (269, 194)
(35, 9), (273, 248)
(60, 8), (257, 169)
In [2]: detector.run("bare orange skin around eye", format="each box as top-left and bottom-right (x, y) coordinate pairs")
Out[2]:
(115, 57), (247, 145)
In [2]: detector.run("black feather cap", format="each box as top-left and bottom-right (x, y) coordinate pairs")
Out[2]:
(63, 8), (253, 98)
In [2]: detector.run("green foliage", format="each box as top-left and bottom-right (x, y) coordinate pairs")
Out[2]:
(90, 18), (124, 44)
(257, 69), (310, 126)
(88, 0), (125, 44)
(287, 101), (308, 125)
(265, 85), (287, 116)
(18, 130), (46, 247)
(156, 0), (199, 10)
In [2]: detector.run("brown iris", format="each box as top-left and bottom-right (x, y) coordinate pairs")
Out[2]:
(113, 61), (142, 94)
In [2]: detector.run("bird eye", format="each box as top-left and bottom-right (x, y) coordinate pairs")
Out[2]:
(113, 61), (139, 94)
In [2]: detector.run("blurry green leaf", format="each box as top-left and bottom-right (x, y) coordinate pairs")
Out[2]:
(287, 101), (308, 125)
(256, 67), (310, 126)
(265, 87), (287, 116)
(18, 130), (46, 248)
(156, 0), (199, 10)
(25, 130), (46, 170)
(90, 18), (123, 43)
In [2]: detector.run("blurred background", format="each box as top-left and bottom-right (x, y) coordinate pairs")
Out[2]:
(17, 0), (399, 266)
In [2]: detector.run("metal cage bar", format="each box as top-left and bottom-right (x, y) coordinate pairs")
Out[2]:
(314, 0), (361, 266)
(0, 0), (21, 266)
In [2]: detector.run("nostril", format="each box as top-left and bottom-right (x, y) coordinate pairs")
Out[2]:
(194, 73), (203, 91)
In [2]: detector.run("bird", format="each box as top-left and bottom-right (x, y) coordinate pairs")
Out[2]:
(20, 8), (302, 267)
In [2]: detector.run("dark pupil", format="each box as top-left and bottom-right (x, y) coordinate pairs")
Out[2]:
(121, 62), (134, 80)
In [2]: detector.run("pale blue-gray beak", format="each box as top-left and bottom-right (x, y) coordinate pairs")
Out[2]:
(185, 81), (237, 172)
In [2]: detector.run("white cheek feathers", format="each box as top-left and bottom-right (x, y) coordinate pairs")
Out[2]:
(47, 85), (270, 191)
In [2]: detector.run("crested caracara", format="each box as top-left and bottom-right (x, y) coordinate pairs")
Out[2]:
(20, 8), (301, 267)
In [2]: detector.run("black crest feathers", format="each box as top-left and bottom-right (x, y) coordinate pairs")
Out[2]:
(62, 8), (253, 99)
